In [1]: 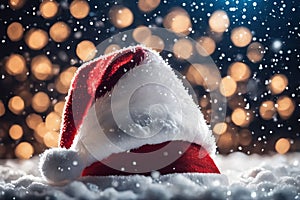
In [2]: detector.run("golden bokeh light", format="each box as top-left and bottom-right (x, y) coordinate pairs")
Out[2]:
(109, 6), (134, 29)
(0, 101), (5, 117)
(104, 44), (121, 55)
(269, 74), (288, 95)
(76, 40), (96, 61)
(39, 0), (59, 19)
(220, 76), (237, 97)
(49, 21), (71, 43)
(31, 55), (53, 80)
(163, 8), (192, 35)
(9, 124), (23, 140)
(259, 100), (276, 120)
(186, 64), (220, 91)
(9, 0), (26, 9)
(217, 132), (234, 151)
(25, 28), (48, 50)
(231, 108), (251, 127)
(276, 96), (295, 119)
(70, 0), (90, 19)
(138, 0), (160, 13)
(239, 129), (252, 146)
(143, 35), (164, 52)
(26, 113), (43, 130)
(196, 36), (216, 56)
(5, 54), (26, 76)
(15, 142), (34, 159)
(209, 10), (230, 33)
(247, 42), (265, 63)
(231, 27), (252, 47)
(275, 138), (290, 154)
(199, 96), (210, 108)
(228, 62), (251, 82)
(35, 122), (49, 140)
(213, 122), (228, 135)
(31, 92), (50, 113)
(173, 39), (193, 59)
(7, 22), (24, 41)
(133, 26), (152, 43)
(8, 96), (24, 115)
(45, 112), (61, 131)
(43, 131), (59, 147)
(54, 101), (65, 115)
(56, 67), (77, 94)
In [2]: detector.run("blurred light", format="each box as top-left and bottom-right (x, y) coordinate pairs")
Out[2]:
(9, 124), (23, 140)
(138, 0), (160, 13)
(7, 22), (24, 41)
(109, 6), (134, 29)
(259, 100), (276, 120)
(25, 28), (48, 50)
(199, 96), (210, 108)
(31, 55), (52, 80)
(196, 36), (216, 56)
(5, 54), (26, 76)
(247, 42), (265, 63)
(272, 40), (282, 52)
(76, 40), (96, 61)
(220, 76), (237, 97)
(104, 44), (121, 55)
(26, 113), (42, 130)
(173, 38), (193, 59)
(163, 8), (192, 35)
(217, 132), (234, 151)
(39, 0), (58, 19)
(43, 131), (59, 147)
(209, 10), (230, 33)
(213, 122), (228, 135)
(9, 0), (26, 9)
(0, 101), (5, 117)
(31, 92), (50, 113)
(54, 101), (65, 115)
(239, 129), (252, 146)
(269, 74), (288, 94)
(35, 122), (49, 139)
(15, 142), (34, 159)
(133, 26), (152, 43)
(276, 96), (295, 119)
(231, 27), (252, 47)
(143, 35), (164, 52)
(231, 108), (251, 127)
(45, 112), (61, 131)
(275, 138), (290, 154)
(49, 21), (70, 43)
(8, 96), (24, 115)
(228, 62), (251, 82)
(70, 0), (90, 19)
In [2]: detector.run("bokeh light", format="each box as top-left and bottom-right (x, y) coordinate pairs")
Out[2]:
(196, 36), (216, 56)
(8, 96), (24, 115)
(231, 27), (252, 47)
(9, 124), (23, 140)
(269, 74), (288, 94)
(70, 0), (90, 19)
(247, 42), (265, 63)
(39, 0), (59, 19)
(213, 122), (228, 135)
(25, 28), (48, 50)
(138, 0), (160, 13)
(275, 138), (290, 154)
(227, 62), (251, 82)
(7, 22), (24, 41)
(276, 96), (295, 119)
(9, 0), (26, 10)
(49, 22), (71, 43)
(109, 6), (134, 29)
(0, 101), (5, 117)
(173, 39), (193, 59)
(15, 142), (34, 159)
(231, 108), (251, 127)
(259, 100), (276, 120)
(31, 55), (53, 80)
(163, 8), (192, 35)
(5, 54), (26, 76)
(76, 40), (96, 61)
(209, 10), (230, 33)
(31, 92), (50, 113)
(132, 26), (152, 43)
(220, 76), (237, 97)
(45, 112), (61, 131)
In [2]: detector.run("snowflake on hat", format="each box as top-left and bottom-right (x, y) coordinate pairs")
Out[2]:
(39, 46), (220, 185)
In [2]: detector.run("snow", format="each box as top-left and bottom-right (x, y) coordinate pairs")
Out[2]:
(1, 152), (300, 199)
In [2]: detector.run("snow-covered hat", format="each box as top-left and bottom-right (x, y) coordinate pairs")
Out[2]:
(39, 46), (220, 184)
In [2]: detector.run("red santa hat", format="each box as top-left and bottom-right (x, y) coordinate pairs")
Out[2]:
(39, 46), (220, 184)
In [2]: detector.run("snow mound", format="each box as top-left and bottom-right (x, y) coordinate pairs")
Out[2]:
(0, 153), (299, 199)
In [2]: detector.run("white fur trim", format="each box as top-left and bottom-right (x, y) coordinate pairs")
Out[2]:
(72, 48), (216, 166)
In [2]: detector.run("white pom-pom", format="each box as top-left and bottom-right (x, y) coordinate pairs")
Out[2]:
(39, 148), (85, 185)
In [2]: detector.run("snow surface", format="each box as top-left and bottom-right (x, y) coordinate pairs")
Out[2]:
(0, 152), (300, 200)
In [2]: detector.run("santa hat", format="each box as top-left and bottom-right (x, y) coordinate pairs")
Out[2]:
(39, 46), (220, 184)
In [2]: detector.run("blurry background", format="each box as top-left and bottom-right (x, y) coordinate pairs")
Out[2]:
(0, 0), (299, 159)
